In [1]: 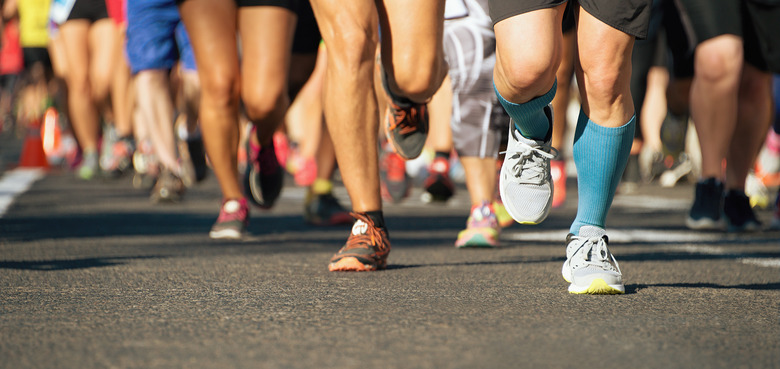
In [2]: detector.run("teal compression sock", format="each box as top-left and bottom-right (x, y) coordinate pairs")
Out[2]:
(494, 80), (557, 141)
(570, 110), (636, 235)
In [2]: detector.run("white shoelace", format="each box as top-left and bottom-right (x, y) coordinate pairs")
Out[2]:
(500, 135), (558, 185)
(569, 236), (621, 274)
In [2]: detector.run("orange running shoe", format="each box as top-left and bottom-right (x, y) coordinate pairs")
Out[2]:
(384, 100), (428, 160)
(328, 212), (391, 272)
(551, 159), (566, 208)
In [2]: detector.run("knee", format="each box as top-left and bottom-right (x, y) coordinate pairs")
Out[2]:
(695, 37), (743, 84)
(242, 85), (287, 123)
(496, 54), (557, 98)
(200, 67), (239, 111)
(389, 52), (444, 99)
(325, 26), (376, 75)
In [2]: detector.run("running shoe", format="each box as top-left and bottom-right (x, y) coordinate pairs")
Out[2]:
(562, 226), (624, 295)
(209, 198), (249, 240)
(455, 202), (500, 248)
(658, 153), (694, 188)
(102, 136), (135, 178)
(380, 65), (428, 160)
(550, 159), (566, 208)
(243, 125), (284, 209)
(380, 150), (410, 203)
(660, 112), (688, 159)
(723, 189), (762, 232)
(304, 191), (352, 226)
(186, 136), (208, 183)
(492, 199), (515, 228)
(499, 114), (557, 224)
(77, 149), (99, 180)
(132, 140), (159, 190)
(422, 157), (455, 203)
(328, 212), (391, 272)
(639, 149), (667, 182)
(150, 168), (186, 204)
(273, 131), (291, 169)
(686, 178), (725, 230)
(287, 153), (317, 187)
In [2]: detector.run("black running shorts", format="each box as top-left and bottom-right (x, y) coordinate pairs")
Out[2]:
(67, 0), (109, 23)
(490, 0), (652, 39)
(676, 0), (780, 73)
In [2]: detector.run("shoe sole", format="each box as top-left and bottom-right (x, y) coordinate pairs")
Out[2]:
(568, 279), (625, 295)
(455, 229), (498, 248)
(209, 229), (242, 240)
(685, 216), (725, 230)
(328, 257), (385, 272)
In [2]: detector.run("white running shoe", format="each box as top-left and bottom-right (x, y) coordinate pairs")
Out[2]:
(562, 226), (625, 295)
(499, 112), (557, 224)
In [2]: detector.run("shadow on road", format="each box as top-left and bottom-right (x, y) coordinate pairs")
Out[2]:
(0, 255), (164, 271)
(628, 282), (780, 292)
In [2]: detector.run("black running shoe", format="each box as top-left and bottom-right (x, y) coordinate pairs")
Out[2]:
(723, 190), (761, 232)
(686, 178), (724, 230)
(186, 136), (208, 183)
(243, 125), (284, 209)
(422, 157), (454, 202)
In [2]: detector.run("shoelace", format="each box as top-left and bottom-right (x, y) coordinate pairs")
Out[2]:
(344, 213), (388, 253)
(570, 236), (621, 273)
(387, 103), (424, 135)
(500, 137), (558, 185)
(217, 200), (247, 223)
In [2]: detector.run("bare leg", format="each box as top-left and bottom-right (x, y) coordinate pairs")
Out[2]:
(689, 35), (743, 180)
(178, 0), (242, 200)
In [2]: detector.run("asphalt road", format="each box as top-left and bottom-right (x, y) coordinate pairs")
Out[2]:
(1, 137), (778, 368)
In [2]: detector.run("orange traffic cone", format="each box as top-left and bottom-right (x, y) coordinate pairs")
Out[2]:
(19, 118), (50, 169)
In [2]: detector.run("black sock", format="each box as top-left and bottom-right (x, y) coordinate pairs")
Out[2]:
(434, 151), (450, 160)
(364, 210), (386, 230)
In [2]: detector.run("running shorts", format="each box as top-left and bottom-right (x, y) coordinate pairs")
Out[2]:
(675, 0), (780, 73)
(66, 0), (109, 22)
(291, 0), (321, 54)
(126, 0), (197, 74)
(490, 0), (652, 39)
(445, 0), (509, 158)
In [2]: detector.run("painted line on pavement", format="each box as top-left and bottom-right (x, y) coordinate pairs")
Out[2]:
(0, 168), (45, 218)
(508, 229), (780, 268)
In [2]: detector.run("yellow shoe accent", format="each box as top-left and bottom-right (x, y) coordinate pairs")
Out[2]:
(569, 279), (625, 295)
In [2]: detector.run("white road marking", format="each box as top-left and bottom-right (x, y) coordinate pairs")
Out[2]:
(507, 229), (780, 268)
(0, 168), (45, 218)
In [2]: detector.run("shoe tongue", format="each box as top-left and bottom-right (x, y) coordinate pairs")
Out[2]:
(352, 219), (369, 235)
(431, 159), (449, 173)
(578, 225), (606, 238)
(224, 200), (240, 212)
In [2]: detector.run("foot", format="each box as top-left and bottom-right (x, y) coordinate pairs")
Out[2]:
(562, 226), (624, 295)
(455, 202), (500, 248)
(686, 178), (725, 230)
(499, 114), (557, 224)
(209, 198), (249, 240)
(243, 125), (284, 209)
(150, 168), (186, 204)
(422, 157), (455, 203)
(380, 150), (410, 203)
(328, 212), (391, 272)
(723, 190), (762, 232)
(304, 191), (352, 226)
